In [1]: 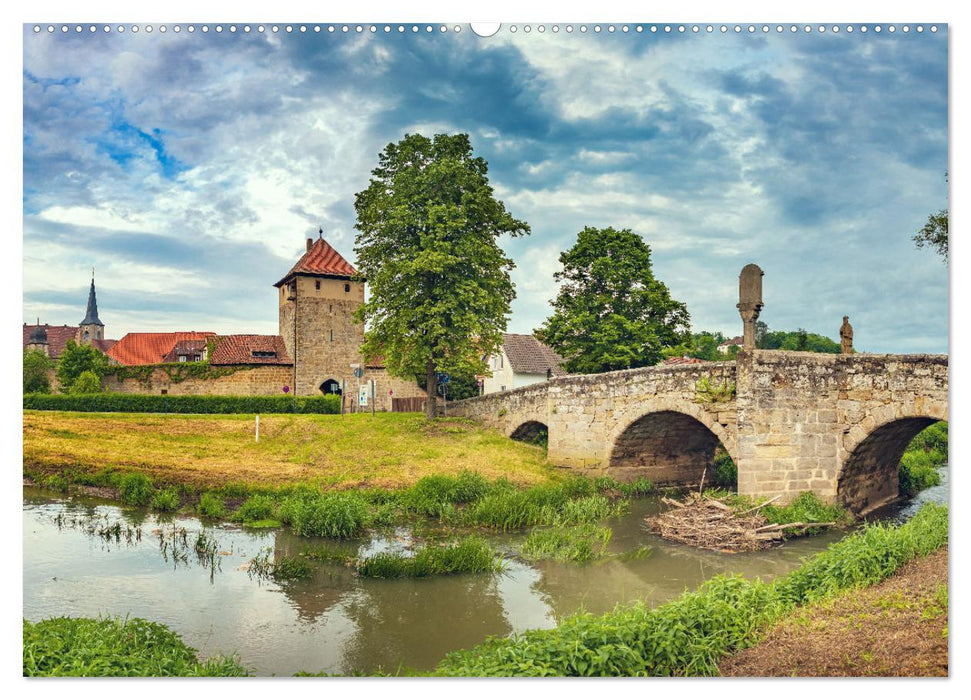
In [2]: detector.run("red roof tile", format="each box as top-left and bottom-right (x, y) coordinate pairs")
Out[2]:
(23, 324), (80, 360)
(161, 339), (208, 363)
(274, 237), (357, 287)
(90, 338), (117, 355)
(718, 336), (744, 347)
(108, 332), (216, 366)
(209, 334), (292, 366)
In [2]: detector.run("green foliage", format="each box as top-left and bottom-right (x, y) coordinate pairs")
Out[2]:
(756, 325), (841, 353)
(149, 488), (181, 512)
(23, 616), (247, 677)
(693, 377), (736, 405)
(358, 537), (502, 578)
(464, 484), (623, 531)
(898, 422), (947, 498)
(437, 503), (947, 677)
(22, 393), (341, 414)
(762, 492), (850, 533)
(23, 348), (54, 394)
(106, 361), (244, 387)
(661, 331), (733, 362)
(270, 556), (313, 581)
(712, 451), (737, 490)
(232, 494), (276, 523)
(354, 132), (529, 418)
(69, 370), (103, 394)
(55, 340), (113, 393)
(118, 473), (153, 506)
(286, 492), (371, 538)
(913, 209), (948, 263)
(198, 492), (226, 519)
(536, 226), (690, 374)
(403, 471), (490, 516)
(521, 524), (612, 562)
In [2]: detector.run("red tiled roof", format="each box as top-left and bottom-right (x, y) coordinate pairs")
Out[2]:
(501, 333), (567, 376)
(274, 237), (357, 287)
(90, 338), (117, 355)
(661, 356), (708, 365)
(717, 336), (744, 347)
(23, 324), (79, 360)
(209, 334), (292, 366)
(108, 332), (216, 366)
(161, 339), (208, 363)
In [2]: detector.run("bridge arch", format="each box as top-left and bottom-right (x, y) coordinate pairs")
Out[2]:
(838, 409), (947, 515)
(510, 421), (549, 447)
(608, 405), (736, 487)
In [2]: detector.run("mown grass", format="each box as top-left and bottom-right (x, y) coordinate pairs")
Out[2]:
(23, 616), (247, 676)
(23, 411), (552, 491)
(435, 502), (948, 677)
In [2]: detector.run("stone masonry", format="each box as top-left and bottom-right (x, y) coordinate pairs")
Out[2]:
(449, 349), (948, 515)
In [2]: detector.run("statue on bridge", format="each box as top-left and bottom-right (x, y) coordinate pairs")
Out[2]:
(737, 264), (764, 349)
(840, 316), (854, 354)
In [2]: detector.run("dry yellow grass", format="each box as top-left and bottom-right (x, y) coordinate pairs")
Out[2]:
(23, 410), (554, 490)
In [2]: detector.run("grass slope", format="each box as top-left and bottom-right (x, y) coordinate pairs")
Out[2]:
(23, 411), (551, 490)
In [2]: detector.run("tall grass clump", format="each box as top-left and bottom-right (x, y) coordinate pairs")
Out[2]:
(149, 488), (180, 512)
(232, 494), (276, 523)
(287, 492), (370, 538)
(521, 525), (612, 563)
(762, 492), (850, 533)
(23, 616), (247, 676)
(358, 537), (502, 578)
(198, 492), (226, 519)
(118, 473), (153, 506)
(436, 503), (947, 677)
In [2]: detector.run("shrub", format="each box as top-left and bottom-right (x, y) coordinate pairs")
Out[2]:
(149, 488), (180, 512)
(198, 492), (226, 519)
(232, 494), (275, 523)
(23, 616), (247, 676)
(436, 503), (947, 677)
(118, 473), (153, 507)
(23, 393), (341, 414)
(70, 370), (103, 395)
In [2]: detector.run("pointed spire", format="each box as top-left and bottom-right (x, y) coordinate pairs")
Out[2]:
(80, 274), (104, 327)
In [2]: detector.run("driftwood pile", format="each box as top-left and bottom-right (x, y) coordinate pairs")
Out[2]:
(645, 494), (835, 553)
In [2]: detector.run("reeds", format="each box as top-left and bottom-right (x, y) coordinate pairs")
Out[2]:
(358, 537), (503, 578)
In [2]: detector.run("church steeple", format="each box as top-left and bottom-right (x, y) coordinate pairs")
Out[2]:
(78, 271), (104, 344)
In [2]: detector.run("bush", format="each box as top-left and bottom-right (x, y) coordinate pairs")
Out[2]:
(232, 494), (275, 523)
(149, 488), (180, 512)
(23, 616), (247, 676)
(198, 492), (226, 519)
(23, 392), (341, 415)
(70, 370), (103, 395)
(118, 473), (153, 506)
(436, 503), (948, 677)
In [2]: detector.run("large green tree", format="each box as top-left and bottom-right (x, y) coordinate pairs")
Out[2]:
(56, 340), (112, 393)
(536, 226), (690, 374)
(23, 349), (54, 393)
(354, 133), (529, 418)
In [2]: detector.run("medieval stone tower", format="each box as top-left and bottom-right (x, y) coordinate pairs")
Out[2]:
(77, 275), (104, 344)
(275, 234), (365, 396)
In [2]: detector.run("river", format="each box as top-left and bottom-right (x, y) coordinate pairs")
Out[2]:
(21, 474), (946, 676)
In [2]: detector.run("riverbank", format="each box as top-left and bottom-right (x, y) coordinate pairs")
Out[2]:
(23, 410), (552, 490)
(720, 546), (948, 677)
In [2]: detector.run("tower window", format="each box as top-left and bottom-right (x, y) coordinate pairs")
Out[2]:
(344, 283), (350, 293)
(315, 280), (321, 291)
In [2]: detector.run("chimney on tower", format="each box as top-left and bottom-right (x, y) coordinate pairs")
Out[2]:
(306, 238), (313, 252)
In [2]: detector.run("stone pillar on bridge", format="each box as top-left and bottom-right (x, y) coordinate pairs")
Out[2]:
(737, 264), (764, 349)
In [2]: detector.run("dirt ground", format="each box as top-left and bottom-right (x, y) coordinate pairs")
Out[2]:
(720, 547), (948, 677)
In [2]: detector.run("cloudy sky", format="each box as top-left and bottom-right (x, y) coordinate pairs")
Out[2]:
(22, 23), (949, 353)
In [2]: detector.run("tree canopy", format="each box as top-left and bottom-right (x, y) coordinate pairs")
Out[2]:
(757, 326), (841, 354)
(913, 209), (948, 263)
(55, 340), (113, 393)
(662, 331), (737, 361)
(353, 132), (529, 418)
(535, 226), (690, 374)
(23, 349), (54, 394)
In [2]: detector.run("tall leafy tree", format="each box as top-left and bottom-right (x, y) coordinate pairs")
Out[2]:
(56, 340), (112, 393)
(354, 133), (529, 418)
(913, 210), (948, 263)
(536, 226), (690, 374)
(23, 349), (54, 393)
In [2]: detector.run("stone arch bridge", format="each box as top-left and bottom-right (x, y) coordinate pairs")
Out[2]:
(449, 350), (947, 515)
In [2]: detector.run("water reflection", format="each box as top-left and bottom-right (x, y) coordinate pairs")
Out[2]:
(22, 481), (945, 676)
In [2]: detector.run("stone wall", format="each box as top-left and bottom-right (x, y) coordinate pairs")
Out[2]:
(102, 365), (294, 396)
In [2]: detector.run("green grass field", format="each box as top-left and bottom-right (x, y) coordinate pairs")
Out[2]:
(23, 410), (553, 490)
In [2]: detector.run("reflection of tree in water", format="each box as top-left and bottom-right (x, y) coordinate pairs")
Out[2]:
(337, 574), (512, 674)
(269, 530), (359, 624)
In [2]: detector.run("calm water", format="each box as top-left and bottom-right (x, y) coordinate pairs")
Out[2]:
(22, 479), (943, 676)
